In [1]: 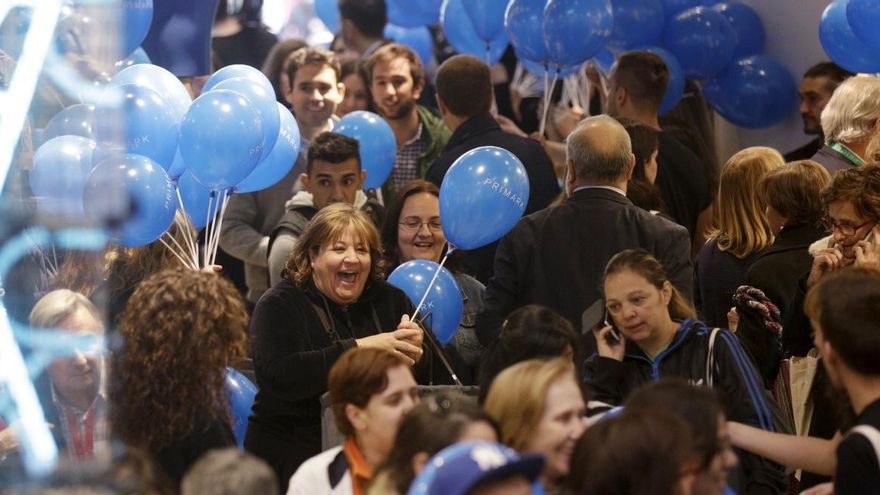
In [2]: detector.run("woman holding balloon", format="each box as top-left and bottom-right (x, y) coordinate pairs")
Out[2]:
(381, 180), (485, 385)
(245, 203), (430, 491)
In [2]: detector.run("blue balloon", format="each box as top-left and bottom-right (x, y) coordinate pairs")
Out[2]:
(140, 0), (216, 77)
(506, 0), (550, 63)
(703, 55), (797, 129)
(662, 6), (736, 79)
(439, 146), (530, 250)
(213, 77), (281, 162)
(334, 111), (396, 190)
(464, 0), (509, 42)
(43, 104), (95, 141)
(123, 0), (154, 56)
(203, 64), (274, 97)
(388, 0), (442, 27)
(408, 442), (530, 495)
(821, 0), (880, 74)
(111, 64), (192, 121)
(388, 260), (464, 345)
(315, 0), (341, 32)
(608, 0), (665, 49)
(83, 154), (176, 247)
(662, 0), (700, 17)
(93, 84), (179, 170)
(591, 47), (620, 75)
(30, 136), (96, 217)
(176, 170), (214, 229)
(711, 2), (765, 58)
(384, 24), (435, 67)
(543, 0), (614, 68)
(849, 0), (880, 50)
(634, 46), (685, 115)
(179, 89), (264, 190)
(113, 47), (152, 73)
(235, 103), (302, 194)
(225, 367), (257, 449)
(441, 0), (509, 66)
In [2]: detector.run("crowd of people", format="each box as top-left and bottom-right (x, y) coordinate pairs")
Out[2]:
(5, 0), (880, 494)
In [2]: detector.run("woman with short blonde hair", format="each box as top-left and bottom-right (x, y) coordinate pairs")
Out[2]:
(484, 358), (586, 491)
(696, 146), (783, 327)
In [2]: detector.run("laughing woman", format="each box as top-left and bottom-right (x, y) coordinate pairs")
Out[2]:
(245, 203), (425, 493)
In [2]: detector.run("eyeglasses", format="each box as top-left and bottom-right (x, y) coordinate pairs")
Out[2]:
(822, 217), (874, 236)
(399, 217), (442, 232)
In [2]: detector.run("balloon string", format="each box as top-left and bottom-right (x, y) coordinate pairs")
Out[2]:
(410, 248), (450, 322)
(160, 230), (197, 270)
(203, 191), (215, 269)
(174, 185), (200, 266)
(484, 41), (491, 67)
(539, 65), (550, 136)
(158, 235), (197, 271)
(210, 189), (231, 266)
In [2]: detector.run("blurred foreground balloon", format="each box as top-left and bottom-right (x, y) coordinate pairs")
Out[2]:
(141, 0), (218, 76)
(506, 0), (550, 63)
(464, 0), (509, 42)
(315, 0), (341, 32)
(203, 64), (274, 96)
(388, 260), (464, 345)
(93, 84), (179, 169)
(84, 154), (176, 247)
(226, 367), (257, 448)
(543, 0), (614, 67)
(111, 64), (193, 120)
(235, 103), (302, 193)
(334, 111), (396, 190)
(30, 136), (96, 217)
(439, 146), (529, 250)
(820, 0), (880, 74)
(42, 104), (95, 142)
(662, 6), (735, 79)
(607, 0), (665, 49)
(179, 89), (264, 190)
(388, 0), (442, 27)
(441, 0), (509, 65)
(703, 55), (797, 129)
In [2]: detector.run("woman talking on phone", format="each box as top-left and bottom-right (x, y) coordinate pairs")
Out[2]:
(583, 249), (788, 495)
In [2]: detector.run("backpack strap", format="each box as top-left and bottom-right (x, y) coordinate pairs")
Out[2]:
(848, 425), (880, 466)
(705, 327), (722, 388)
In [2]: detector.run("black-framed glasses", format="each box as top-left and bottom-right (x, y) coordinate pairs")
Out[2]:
(822, 217), (874, 236)
(399, 217), (442, 232)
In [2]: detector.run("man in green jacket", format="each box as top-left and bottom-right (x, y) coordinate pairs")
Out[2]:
(365, 43), (450, 195)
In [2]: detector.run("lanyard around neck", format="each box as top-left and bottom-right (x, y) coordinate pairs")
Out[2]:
(828, 141), (865, 167)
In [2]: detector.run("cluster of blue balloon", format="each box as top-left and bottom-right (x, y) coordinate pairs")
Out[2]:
(31, 62), (302, 247)
(333, 111), (397, 189)
(389, 146), (530, 345)
(226, 367), (258, 448)
(819, 0), (880, 73)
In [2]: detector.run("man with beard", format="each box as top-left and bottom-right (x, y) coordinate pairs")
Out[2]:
(365, 43), (450, 193)
(784, 62), (852, 162)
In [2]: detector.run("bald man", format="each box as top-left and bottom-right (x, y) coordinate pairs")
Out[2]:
(475, 115), (693, 357)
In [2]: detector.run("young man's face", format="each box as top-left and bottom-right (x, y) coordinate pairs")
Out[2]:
(370, 57), (423, 121)
(286, 63), (344, 130)
(799, 76), (835, 135)
(301, 157), (365, 210)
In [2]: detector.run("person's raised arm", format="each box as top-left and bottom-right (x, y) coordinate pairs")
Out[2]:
(728, 421), (839, 476)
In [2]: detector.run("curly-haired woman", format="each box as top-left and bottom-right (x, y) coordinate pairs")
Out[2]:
(110, 269), (249, 489)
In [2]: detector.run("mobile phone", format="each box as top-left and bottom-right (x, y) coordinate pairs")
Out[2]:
(604, 308), (622, 343)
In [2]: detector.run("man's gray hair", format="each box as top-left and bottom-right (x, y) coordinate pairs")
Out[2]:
(28, 289), (101, 329)
(565, 115), (633, 184)
(181, 448), (278, 495)
(821, 75), (880, 144)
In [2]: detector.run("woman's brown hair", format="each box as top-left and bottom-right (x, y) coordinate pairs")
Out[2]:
(604, 249), (696, 321)
(821, 163), (880, 223)
(281, 202), (385, 286)
(710, 146), (783, 258)
(112, 269), (248, 450)
(759, 160), (831, 228)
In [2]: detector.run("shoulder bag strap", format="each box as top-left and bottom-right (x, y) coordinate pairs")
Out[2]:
(705, 327), (722, 388)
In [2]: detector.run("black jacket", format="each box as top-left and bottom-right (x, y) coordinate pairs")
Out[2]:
(783, 136), (823, 163)
(475, 188), (692, 355)
(746, 223), (826, 320)
(425, 112), (560, 283)
(584, 319), (788, 495)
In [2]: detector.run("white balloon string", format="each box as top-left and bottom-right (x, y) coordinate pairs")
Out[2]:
(203, 192), (215, 268)
(210, 189), (230, 266)
(158, 235), (196, 270)
(161, 229), (196, 270)
(174, 185), (200, 266)
(539, 66), (550, 136)
(410, 247), (451, 322)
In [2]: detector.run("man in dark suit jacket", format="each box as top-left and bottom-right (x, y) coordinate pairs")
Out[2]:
(476, 115), (692, 356)
(426, 54), (560, 282)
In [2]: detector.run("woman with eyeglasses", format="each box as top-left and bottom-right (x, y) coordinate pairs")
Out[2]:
(380, 180), (486, 385)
